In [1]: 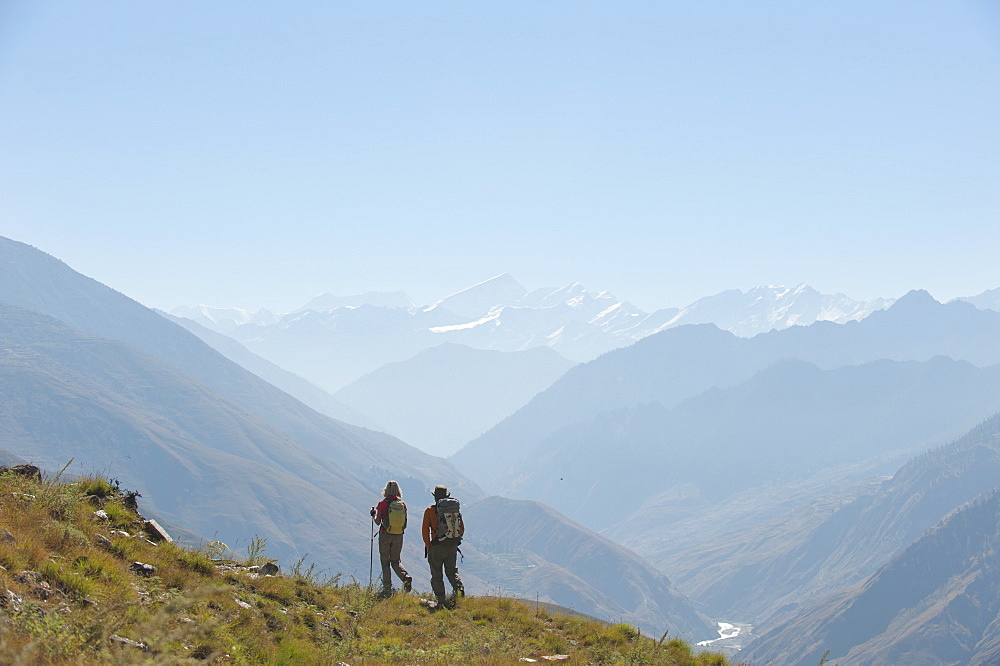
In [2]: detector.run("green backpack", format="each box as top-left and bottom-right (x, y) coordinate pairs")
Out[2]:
(385, 498), (407, 535)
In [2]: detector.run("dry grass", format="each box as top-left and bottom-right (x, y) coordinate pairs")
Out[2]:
(0, 472), (733, 665)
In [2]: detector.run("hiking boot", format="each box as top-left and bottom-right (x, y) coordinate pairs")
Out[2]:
(402, 577), (412, 593)
(378, 587), (393, 599)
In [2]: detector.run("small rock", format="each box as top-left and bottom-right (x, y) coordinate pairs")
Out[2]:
(143, 519), (173, 543)
(109, 634), (148, 651)
(1, 529), (16, 543)
(3, 590), (24, 612)
(14, 571), (41, 585)
(95, 534), (113, 549)
(130, 562), (156, 577)
(234, 598), (252, 610)
(541, 656), (570, 662)
(92, 510), (109, 521)
(34, 580), (55, 600)
(259, 562), (280, 576)
(111, 530), (131, 538)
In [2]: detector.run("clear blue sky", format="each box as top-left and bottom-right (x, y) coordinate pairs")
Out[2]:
(2, 1), (999, 312)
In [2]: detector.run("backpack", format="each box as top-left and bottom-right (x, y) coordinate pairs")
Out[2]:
(384, 498), (407, 535)
(435, 497), (464, 543)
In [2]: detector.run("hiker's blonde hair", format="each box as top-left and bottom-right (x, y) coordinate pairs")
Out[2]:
(383, 480), (401, 498)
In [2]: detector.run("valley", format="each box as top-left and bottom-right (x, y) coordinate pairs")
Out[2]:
(3, 233), (1000, 662)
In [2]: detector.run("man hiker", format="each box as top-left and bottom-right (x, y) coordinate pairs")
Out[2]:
(370, 480), (413, 595)
(422, 484), (465, 608)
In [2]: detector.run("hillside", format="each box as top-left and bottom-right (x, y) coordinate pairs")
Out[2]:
(0, 236), (711, 637)
(750, 488), (1000, 666)
(0, 236), (474, 501)
(464, 497), (714, 641)
(0, 303), (375, 572)
(0, 308), (708, 635)
(650, 411), (1000, 625)
(0, 469), (729, 665)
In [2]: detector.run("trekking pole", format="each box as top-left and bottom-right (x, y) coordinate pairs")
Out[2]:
(369, 511), (377, 588)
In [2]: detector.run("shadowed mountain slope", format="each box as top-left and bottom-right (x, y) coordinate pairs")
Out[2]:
(0, 235), (475, 499)
(0, 303), (374, 570)
(750, 488), (1000, 666)
(462, 496), (714, 641)
(649, 412), (1000, 625)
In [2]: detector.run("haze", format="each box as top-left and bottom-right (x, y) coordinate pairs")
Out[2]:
(2, 1), (998, 312)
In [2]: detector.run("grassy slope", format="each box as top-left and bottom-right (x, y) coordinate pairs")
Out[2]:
(0, 472), (730, 665)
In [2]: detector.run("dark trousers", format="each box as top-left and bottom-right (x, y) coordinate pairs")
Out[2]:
(428, 540), (463, 602)
(378, 532), (410, 590)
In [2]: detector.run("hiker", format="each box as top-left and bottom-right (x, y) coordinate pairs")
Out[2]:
(370, 480), (413, 594)
(422, 484), (465, 607)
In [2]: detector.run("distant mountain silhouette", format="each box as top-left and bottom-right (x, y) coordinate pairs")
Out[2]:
(489, 356), (1000, 532)
(175, 276), (888, 392)
(335, 343), (575, 456)
(956, 286), (1000, 313)
(453, 291), (1000, 490)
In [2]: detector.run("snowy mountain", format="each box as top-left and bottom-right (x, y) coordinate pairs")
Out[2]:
(170, 276), (893, 392)
(658, 284), (894, 337)
(424, 273), (528, 320)
(172, 304), (278, 333)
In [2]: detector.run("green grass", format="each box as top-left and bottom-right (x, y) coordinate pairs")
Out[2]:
(0, 471), (735, 664)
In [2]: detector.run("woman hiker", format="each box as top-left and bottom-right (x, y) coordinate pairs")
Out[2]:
(370, 480), (413, 595)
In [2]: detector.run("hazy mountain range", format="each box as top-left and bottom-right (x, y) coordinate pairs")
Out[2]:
(170, 276), (898, 463)
(481, 355), (1000, 532)
(172, 274), (894, 392)
(6, 231), (1000, 661)
(452, 291), (1000, 490)
(0, 235), (710, 638)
